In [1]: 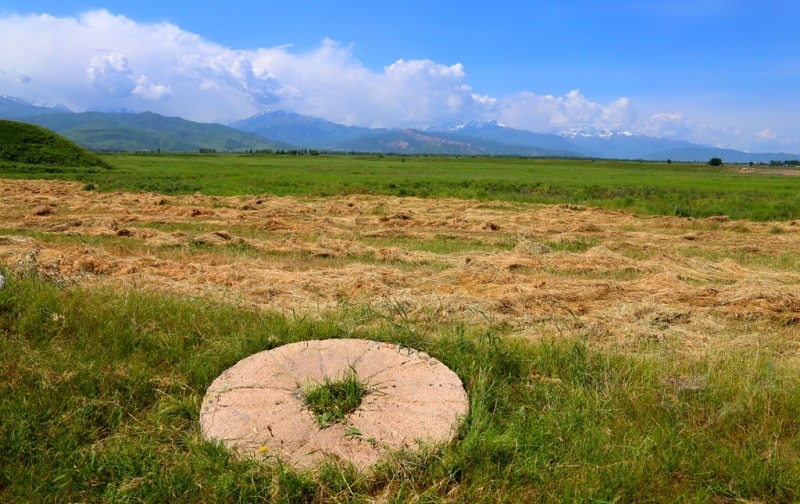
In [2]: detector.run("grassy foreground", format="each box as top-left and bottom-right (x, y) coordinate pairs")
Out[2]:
(2, 268), (800, 502)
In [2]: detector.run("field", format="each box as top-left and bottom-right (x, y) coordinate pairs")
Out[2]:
(2, 155), (800, 502)
(3, 153), (800, 220)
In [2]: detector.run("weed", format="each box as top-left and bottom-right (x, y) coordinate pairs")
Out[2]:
(303, 367), (367, 427)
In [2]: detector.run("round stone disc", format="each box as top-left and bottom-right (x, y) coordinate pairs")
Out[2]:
(200, 339), (469, 470)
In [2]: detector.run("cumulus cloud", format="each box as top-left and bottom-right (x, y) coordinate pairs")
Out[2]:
(754, 128), (776, 140)
(0, 10), (284, 119)
(87, 53), (135, 97)
(3, 8), (791, 153)
(366, 59), (487, 127)
(0, 9), (629, 129)
(494, 89), (638, 133)
(637, 112), (693, 138)
(133, 76), (172, 101)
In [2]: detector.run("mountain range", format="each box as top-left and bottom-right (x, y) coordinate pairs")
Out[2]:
(2, 95), (798, 163)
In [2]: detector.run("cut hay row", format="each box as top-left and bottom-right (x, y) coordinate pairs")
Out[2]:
(2, 178), (799, 361)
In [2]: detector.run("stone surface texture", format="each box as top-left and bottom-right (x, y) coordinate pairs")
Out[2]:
(200, 339), (469, 470)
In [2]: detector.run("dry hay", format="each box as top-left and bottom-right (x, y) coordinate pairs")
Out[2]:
(2, 178), (800, 359)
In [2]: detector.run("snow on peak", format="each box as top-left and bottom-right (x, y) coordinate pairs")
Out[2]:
(558, 128), (639, 140)
(448, 119), (507, 131)
(1, 94), (34, 105)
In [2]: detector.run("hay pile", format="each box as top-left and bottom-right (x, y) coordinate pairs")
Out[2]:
(2, 179), (799, 357)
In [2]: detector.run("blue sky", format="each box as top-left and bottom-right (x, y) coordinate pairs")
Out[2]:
(1, 1), (798, 152)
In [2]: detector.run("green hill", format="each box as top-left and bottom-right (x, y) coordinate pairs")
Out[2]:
(0, 119), (112, 168)
(25, 111), (292, 153)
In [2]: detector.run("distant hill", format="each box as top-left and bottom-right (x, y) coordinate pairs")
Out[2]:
(0, 119), (112, 168)
(0, 95), (72, 118)
(23, 111), (292, 153)
(233, 113), (578, 156)
(231, 110), (383, 149)
(442, 120), (580, 155)
(648, 146), (800, 164)
(2, 97), (798, 161)
(335, 128), (570, 156)
(555, 130), (800, 163)
(232, 111), (800, 161)
(439, 124), (800, 163)
(556, 130), (699, 159)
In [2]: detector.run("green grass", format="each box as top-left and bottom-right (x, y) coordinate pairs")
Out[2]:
(2, 268), (800, 502)
(362, 234), (515, 254)
(3, 153), (800, 221)
(545, 236), (600, 253)
(303, 368), (367, 427)
(3, 149), (800, 500)
(681, 245), (800, 271)
(0, 119), (112, 169)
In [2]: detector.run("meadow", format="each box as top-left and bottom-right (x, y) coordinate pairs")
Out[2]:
(2, 154), (800, 502)
(3, 152), (800, 220)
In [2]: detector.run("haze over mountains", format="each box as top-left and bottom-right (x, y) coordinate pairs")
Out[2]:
(3, 95), (799, 163)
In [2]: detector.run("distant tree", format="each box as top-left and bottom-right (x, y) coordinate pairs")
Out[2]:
(667, 158), (672, 164)
(708, 157), (723, 166)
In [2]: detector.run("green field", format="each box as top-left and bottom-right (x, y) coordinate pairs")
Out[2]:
(2, 153), (800, 220)
(3, 152), (800, 502)
(3, 275), (800, 502)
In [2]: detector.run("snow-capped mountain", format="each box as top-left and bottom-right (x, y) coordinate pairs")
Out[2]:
(446, 119), (508, 131)
(436, 120), (580, 155)
(2, 96), (798, 161)
(0, 95), (72, 118)
(556, 128), (700, 159)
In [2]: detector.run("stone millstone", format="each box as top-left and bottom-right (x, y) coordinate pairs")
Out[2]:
(200, 339), (469, 470)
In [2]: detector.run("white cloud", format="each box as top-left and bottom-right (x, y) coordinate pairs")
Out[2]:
(494, 89), (638, 133)
(133, 76), (172, 101)
(374, 59), (482, 126)
(87, 53), (135, 97)
(0, 9), (519, 126)
(0, 9), (795, 153)
(637, 112), (693, 138)
(0, 10), (286, 119)
(754, 128), (776, 140)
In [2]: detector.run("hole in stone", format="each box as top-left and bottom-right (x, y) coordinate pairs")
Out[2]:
(303, 366), (367, 428)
